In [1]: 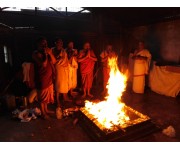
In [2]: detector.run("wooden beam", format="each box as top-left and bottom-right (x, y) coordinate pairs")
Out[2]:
(68, 8), (86, 17)
(49, 7), (66, 17)
(35, 7), (38, 16)
(0, 7), (10, 11)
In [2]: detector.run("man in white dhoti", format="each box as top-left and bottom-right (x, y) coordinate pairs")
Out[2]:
(131, 41), (151, 94)
(66, 41), (78, 97)
(53, 38), (70, 107)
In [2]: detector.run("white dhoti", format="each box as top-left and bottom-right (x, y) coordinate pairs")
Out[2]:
(55, 65), (69, 93)
(68, 58), (78, 90)
(133, 60), (146, 93)
(132, 49), (151, 94)
(54, 49), (69, 94)
(68, 67), (77, 90)
(69, 66), (77, 89)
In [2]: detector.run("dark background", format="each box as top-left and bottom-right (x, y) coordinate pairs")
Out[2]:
(0, 7), (180, 95)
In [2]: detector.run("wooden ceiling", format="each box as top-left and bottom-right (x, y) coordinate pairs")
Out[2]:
(87, 7), (180, 26)
(1, 7), (180, 30)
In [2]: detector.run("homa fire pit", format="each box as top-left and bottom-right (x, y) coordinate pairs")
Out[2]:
(77, 57), (158, 141)
(77, 102), (158, 141)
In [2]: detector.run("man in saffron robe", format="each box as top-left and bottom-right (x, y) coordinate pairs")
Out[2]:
(53, 38), (70, 107)
(78, 42), (97, 98)
(32, 37), (56, 119)
(66, 41), (78, 97)
(100, 44), (116, 95)
(131, 41), (151, 94)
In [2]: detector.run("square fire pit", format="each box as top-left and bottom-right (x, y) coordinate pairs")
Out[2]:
(76, 103), (159, 141)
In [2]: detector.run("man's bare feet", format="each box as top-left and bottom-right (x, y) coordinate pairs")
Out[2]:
(87, 93), (93, 98)
(101, 90), (106, 95)
(64, 97), (72, 102)
(42, 114), (50, 120)
(70, 91), (78, 98)
(81, 94), (86, 98)
(63, 94), (72, 102)
(76, 100), (84, 106)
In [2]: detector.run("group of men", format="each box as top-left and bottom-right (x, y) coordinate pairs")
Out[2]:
(32, 37), (99, 119)
(31, 37), (151, 119)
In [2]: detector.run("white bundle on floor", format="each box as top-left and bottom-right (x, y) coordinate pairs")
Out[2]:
(12, 107), (41, 122)
(162, 125), (176, 138)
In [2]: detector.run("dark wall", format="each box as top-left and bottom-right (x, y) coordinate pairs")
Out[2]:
(1, 17), (180, 73)
(0, 25), (124, 93)
(123, 20), (180, 63)
(2, 12), (180, 95)
(0, 13), (125, 71)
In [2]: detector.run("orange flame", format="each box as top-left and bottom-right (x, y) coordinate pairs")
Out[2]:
(84, 56), (130, 129)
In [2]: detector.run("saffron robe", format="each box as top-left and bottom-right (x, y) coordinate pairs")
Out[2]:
(79, 49), (96, 89)
(69, 56), (78, 90)
(53, 48), (69, 93)
(100, 50), (110, 89)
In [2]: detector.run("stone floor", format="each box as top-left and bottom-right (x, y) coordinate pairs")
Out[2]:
(0, 86), (180, 142)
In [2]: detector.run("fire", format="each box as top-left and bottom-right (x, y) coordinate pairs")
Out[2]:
(84, 56), (130, 129)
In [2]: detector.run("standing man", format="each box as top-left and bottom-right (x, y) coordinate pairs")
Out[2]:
(32, 37), (56, 119)
(131, 41), (151, 94)
(100, 44), (116, 95)
(78, 42), (97, 98)
(66, 41), (78, 97)
(53, 38), (70, 108)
